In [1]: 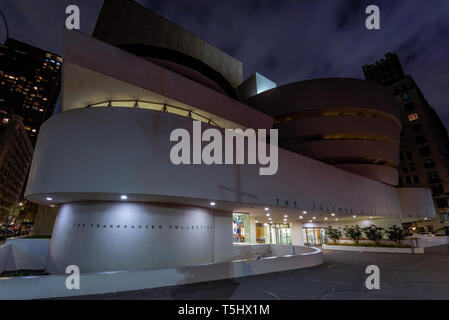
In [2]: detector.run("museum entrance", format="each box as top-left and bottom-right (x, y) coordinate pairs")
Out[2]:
(232, 213), (250, 243)
(270, 224), (291, 244)
(303, 227), (326, 246)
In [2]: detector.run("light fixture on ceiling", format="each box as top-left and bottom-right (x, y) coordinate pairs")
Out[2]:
(120, 195), (128, 200)
(210, 201), (216, 206)
(46, 197), (53, 201)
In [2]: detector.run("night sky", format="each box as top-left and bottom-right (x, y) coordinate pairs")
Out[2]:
(1, 0), (448, 127)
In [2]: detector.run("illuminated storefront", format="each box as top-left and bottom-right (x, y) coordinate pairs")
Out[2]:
(303, 227), (326, 246)
(232, 213), (250, 243)
(255, 223), (270, 243)
(270, 223), (291, 244)
(255, 223), (291, 244)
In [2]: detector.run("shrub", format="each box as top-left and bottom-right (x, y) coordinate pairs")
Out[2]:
(387, 225), (406, 243)
(363, 225), (385, 245)
(325, 226), (342, 244)
(343, 225), (363, 244)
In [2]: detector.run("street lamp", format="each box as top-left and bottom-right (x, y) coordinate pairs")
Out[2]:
(0, 9), (9, 40)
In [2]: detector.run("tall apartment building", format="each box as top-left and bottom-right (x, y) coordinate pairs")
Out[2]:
(363, 53), (449, 235)
(0, 112), (33, 215)
(0, 38), (62, 145)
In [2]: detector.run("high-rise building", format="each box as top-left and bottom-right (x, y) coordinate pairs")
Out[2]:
(0, 111), (33, 215)
(0, 38), (62, 145)
(363, 53), (449, 235)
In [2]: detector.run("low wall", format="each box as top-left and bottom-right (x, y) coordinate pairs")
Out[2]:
(0, 244), (323, 300)
(0, 239), (50, 273)
(0, 245), (10, 273)
(418, 236), (449, 248)
(322, 244), (424, 254)
(329, 239), (411, 246)
(231, 243), (306, 260)
(324, 236), (449, 253)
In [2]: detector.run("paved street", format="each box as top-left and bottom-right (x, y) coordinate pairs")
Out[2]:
(66, 245), (449, 300)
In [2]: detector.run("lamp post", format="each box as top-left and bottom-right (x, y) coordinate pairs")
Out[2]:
(0, 8), (9, 40)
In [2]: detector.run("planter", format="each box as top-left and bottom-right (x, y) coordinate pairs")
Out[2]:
(323, 244), (423, 254)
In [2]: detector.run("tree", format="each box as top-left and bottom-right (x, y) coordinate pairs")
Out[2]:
(363, 225), (385, 245)
(343, 225), (363, 244)
(325, 226), (342, 244)
(387, 225), (406, 244)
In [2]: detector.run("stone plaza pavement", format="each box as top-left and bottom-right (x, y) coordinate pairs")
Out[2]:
(62, 244), (449, 300)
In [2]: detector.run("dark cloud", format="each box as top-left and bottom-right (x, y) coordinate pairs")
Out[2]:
(336, 0), (365, 30)
(0, 0), (104, 54)
(1, 0), (448, 127)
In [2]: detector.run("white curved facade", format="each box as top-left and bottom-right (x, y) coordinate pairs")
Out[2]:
(26, 107), (404, 218)
(27, 107), (436, 273)
(24, 30), (437, 274)
(47, 202), (229, 274)
(247, 78), (402, 186)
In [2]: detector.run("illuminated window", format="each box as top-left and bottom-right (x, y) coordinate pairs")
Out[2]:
(408, 113), (419, 122)
(2, 118), (9, 124)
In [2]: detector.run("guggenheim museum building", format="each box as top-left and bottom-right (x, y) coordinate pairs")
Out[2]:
(25, 0), (436, 274)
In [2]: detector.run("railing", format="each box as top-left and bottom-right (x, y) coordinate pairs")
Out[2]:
(86, 99), (220, 127)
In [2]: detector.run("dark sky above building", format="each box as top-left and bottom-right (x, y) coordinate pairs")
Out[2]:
(1, 0), (448, 127)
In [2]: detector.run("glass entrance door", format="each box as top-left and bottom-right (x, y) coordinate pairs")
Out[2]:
(270, 224), (291, 244)
(303, 227), (326, 246)
(277, 227), (291, 244)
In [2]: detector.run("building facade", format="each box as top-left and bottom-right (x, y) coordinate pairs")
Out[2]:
(0, 112), (33, 215)
(363, 53), (449, 235)
(0, 38), (62, 145)
(25, 0), (437, 274)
